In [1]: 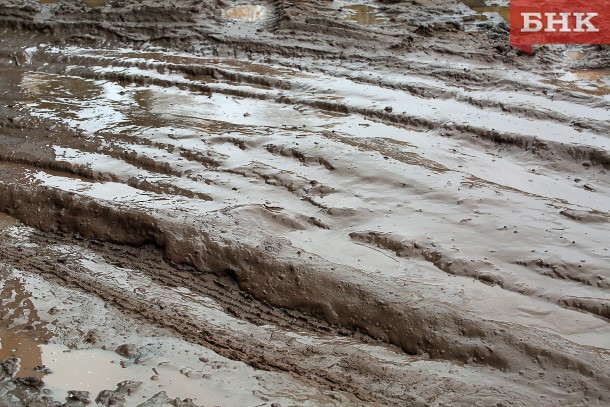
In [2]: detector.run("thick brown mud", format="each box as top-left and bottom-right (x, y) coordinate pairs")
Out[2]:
(0, 0), (609, 405)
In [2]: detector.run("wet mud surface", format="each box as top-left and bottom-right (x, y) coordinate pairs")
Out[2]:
(0, 0), (609, 405)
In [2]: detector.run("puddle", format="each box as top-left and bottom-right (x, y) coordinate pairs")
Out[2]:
(40, 345), (140, 402)
(222, 5), (269, 22)
(574, 70), (610, 83)
(20, 72), (103, 124)
(572, 70), (610, 96)
(21, 73), (101, 101)
(0, 276), (50, 341)
(565, 50), (587, 61)
(549, 69), (610, 97)
(0, 274), (51, 379)
(21, 72), (130, 135)
(0, 255), (358, 406)
(342, 5), (385, 25)
(0, 327), (45, 379)
(462, 0), (509, 23)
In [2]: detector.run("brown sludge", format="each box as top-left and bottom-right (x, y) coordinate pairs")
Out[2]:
(0, 0), (609, 406)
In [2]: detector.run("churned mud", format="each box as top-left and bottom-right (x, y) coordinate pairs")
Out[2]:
(0, 0), (609, 405)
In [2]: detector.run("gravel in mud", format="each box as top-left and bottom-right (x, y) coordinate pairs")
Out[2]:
(0, 0), (609, 405)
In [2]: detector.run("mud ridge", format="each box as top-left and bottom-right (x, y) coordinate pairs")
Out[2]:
(0, 233), (411, 404)
(349, 231), (610, 320)
(0, 151), (213, 202)
(447, 123), (610, 169)
(226, 165), (333, 213)
(265, 144), (336, 171)
(307, 66), (610, 132)
(515, 258), (609, 290)
(41, 60), (609, 171)
(0, 181), (609, 404)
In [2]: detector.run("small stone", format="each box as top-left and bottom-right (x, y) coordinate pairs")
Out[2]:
(15, 376), (44, 390)
(115, 344), (138, 359)
(84, 330), (99, 344)
(95, 389), (114, 405)
(115, 380), (142, 396)
(67, 390), (90, 403)
(34, 365), (53, 374)
(2, 356), (21, 378)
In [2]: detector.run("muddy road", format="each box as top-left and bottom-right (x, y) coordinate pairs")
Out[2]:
(0, 0), (609, 405)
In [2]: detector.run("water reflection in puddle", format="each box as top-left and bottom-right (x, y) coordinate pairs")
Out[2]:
(0, 327), (45, 379)
(0, 269), (219, 405)
(547, 70), (610, 97)
(19, 69), (311, 140)
(223, 5), (268, 22)
(566, 50), (587, 61)
(462, 0), (509, 23)
(0, 275), (51, 379)
(574, 70), (610, 83)
(40, 346), (136, 401)
(343, 5), (385, 25)
(572, 70), (610, 96)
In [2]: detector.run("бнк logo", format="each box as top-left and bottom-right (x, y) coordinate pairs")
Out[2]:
(510, 0), (610, 53)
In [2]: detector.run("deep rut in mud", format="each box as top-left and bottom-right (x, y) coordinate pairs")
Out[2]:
(0, 0), (609, 406)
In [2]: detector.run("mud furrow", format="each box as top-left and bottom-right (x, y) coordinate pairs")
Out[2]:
(0, 225), (539, 406)
(349, 231), (609, 320)
(1, 179), (609, 391)
(30, 52), (610, 172)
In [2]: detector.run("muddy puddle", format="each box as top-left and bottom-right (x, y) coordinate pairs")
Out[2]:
(573, 69), (610, 94)
(461, 0), (509, 25)
(0, 257), (358, 406)
(0, 328), (45, 379)
(549, 69), (610, 97)
(222, 4), (269, 22)
(0, 271), (49, 382)
(341, 4), (385, 25)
